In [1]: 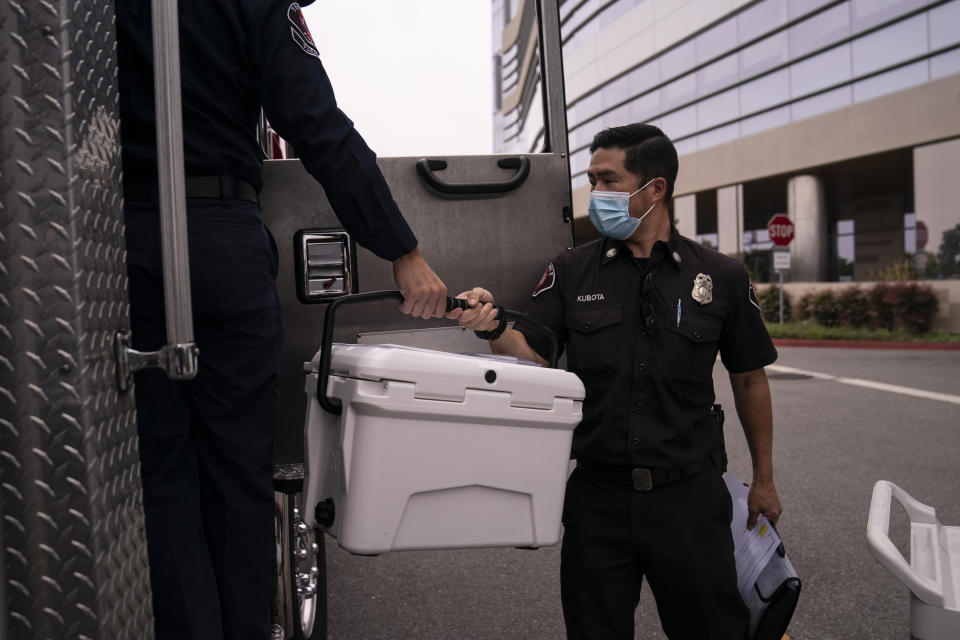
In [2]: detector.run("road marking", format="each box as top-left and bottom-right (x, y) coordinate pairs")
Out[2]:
(767, 364), (960, 406)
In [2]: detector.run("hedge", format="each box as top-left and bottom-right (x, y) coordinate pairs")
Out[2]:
(759, 283), (939, 334)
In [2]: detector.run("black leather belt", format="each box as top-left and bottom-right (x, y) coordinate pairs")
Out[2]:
(124, 174), (259, 204)
(576, 457), (709, 491)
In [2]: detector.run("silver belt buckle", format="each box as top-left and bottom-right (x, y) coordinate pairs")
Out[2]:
(632, 467), (653, 491)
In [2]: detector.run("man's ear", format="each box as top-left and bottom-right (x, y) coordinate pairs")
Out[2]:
(651, 176), (668, 202)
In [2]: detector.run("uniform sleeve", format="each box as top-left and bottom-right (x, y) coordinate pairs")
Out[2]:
(244, 1), (417, 262)
(718, 266), (778, 373)
(514, 255), (566, 364)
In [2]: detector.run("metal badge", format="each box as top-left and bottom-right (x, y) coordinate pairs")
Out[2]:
(692, 273), (713, 305)
(606, 247), (617, 258)
(672, 251), (682, 264)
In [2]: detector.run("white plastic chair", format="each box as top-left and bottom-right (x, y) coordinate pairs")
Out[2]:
(866, 480), (960, 640)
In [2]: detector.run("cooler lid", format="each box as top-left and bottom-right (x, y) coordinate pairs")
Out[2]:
(308, 344), (584, 409)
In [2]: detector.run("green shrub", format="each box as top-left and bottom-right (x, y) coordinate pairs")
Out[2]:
(757, 285), (792, 322)
(796, 293), (814, 321)
(836, 287), (870, 328)
(887, 282), (939, 334)
(868, 283), (896, 331)
(811, 290), (841, 327)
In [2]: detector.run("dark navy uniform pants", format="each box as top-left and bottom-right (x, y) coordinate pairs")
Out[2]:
(124, 198), (282, 640)
(561, 464), (749, 640)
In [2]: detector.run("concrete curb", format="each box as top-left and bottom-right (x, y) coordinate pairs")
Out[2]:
(772, 338), (960, 350)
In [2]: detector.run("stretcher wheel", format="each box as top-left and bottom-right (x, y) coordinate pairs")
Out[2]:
(273, 464), (327, 640)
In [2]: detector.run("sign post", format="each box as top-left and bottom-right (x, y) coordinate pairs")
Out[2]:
(768, 215), (795, 323)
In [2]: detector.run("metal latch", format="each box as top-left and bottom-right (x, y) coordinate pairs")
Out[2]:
(115, 332), (199, 393)
(295, 231), (356, 303)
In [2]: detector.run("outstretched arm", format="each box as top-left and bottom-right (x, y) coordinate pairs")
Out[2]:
(446, 287), (547, 366)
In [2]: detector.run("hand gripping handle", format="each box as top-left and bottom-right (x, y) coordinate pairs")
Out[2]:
(865, 480), (944, 606)
(316, 291), (559, 415)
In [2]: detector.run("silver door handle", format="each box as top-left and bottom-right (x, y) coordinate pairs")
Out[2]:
(116, 0), (198, 391)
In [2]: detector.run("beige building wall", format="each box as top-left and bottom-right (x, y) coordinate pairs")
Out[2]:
(717, 185), (742, 255)
(673, 193), (696, 238)
(673, 73), (960, 197)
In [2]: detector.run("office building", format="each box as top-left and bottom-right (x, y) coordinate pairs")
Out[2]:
(492, 0), (960, 285)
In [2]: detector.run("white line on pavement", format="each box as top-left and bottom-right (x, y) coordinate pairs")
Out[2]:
(766, 364), (960, 406)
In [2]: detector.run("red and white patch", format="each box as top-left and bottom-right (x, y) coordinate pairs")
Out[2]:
(287, 3), (320, 60)
(748, 280), (762, 312)
(532, 263), (556, 298)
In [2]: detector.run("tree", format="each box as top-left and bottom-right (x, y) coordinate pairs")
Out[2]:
(940, 223), (960, 278)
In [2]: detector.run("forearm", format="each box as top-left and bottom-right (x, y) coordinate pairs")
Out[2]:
(490, 328), (548, 366)
(729, 369), (774, 483)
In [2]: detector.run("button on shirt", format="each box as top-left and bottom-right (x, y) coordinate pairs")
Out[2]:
(516, 229), (777, 469)
(115, 0), (417, 261)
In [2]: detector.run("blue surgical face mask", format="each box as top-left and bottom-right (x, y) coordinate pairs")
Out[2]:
(587, 178), (657, 240)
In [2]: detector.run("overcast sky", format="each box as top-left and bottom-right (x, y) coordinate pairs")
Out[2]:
(302, 1), (494, 157)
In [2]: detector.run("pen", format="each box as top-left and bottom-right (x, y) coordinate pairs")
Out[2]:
(676, 298), (682, 327)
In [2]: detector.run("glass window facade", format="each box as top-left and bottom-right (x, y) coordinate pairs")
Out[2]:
(930, 0), (960, 50)
(498, 0), (959, 185)
(851, 13), (927, 77)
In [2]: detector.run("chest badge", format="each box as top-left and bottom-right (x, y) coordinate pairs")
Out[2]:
(692, 273), (713, 305)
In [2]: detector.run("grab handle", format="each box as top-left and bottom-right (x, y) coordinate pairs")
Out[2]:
(115, 0), (199, 391)
(415, 157), (530, 198)
(316, 290), (559, 415)
(865, 480), (944, 606)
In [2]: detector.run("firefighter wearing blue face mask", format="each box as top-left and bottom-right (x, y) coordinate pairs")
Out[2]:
(449, 123), (783, 640)
(587, 177), (657, 240)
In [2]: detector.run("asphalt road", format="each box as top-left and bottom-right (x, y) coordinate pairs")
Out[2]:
(321, 346), (960, 639)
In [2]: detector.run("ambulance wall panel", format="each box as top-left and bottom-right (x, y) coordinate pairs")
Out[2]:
(0, 3), (153, 638)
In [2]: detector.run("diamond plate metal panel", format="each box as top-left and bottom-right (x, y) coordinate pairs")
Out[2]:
(0, 2), (153, 638)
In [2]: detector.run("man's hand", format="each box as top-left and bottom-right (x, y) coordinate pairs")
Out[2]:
(445, 287), (499, 332)
(746, 479), (782, 530)
(393, 247), (446, 319)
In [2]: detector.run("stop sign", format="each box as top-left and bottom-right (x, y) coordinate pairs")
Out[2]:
(768, 215), (794, 247)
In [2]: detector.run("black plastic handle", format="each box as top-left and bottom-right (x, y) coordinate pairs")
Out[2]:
(415, 157), (531, 199)
(316, 290), (559, 415)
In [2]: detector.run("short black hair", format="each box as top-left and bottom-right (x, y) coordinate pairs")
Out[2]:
(589, 123), (679, 202)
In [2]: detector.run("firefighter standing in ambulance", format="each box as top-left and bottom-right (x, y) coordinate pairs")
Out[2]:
(115, 1), (446, 638)
(450, 124), (782, 639)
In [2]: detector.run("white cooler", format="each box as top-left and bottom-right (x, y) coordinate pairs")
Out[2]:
(302, 344), (585, 555)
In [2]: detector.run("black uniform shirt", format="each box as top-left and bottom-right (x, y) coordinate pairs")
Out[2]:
(516, 228), (777, 469)
(115, 0), (417, 261)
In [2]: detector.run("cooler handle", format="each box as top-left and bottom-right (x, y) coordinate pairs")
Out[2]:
(865, 480), (944, 606)
(316, 290), (560, 415)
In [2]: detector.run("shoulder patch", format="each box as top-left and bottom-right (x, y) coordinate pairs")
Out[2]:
(287, 3), (321, 60)
(748, 280), (762, 312)
(532, 263), (556, 298)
